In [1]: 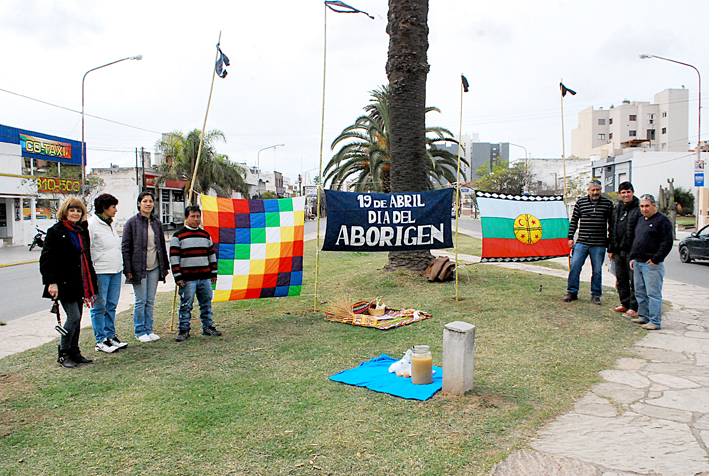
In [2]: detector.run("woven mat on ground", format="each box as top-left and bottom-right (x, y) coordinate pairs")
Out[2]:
(325, 306), (432, 330)
(329, 354), (442, 401)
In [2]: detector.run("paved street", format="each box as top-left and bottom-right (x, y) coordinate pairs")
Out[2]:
(0, 261), (46, 322)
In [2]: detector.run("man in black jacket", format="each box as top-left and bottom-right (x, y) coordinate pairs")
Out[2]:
(608, 182), (642, 317)
(628, 194), (673, 330)
(563, 180), (614, 305)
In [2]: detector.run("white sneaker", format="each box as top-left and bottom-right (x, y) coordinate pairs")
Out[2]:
(108, 337), (128, 349)
(147, 333), (160, 341)
(136, 334), (152, 343)
(95, 340), (118, 353)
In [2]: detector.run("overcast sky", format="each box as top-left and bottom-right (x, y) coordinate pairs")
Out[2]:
(1, 0), (707, 183)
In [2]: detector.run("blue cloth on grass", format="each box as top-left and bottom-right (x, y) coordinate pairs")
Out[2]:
(329, 354), (442, 401)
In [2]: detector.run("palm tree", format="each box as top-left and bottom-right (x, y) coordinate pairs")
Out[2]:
(324, 84), (465, 193)
(385, 0), (432, 271)
(155, 129), (248, 200)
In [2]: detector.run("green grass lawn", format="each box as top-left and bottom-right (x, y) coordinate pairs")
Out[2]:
(0, 240), (643, 475)
(676, 215), (696, 226)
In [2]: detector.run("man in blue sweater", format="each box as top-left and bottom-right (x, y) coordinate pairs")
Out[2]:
(628, 194), (674, 330)
(170, 205), (222, 342)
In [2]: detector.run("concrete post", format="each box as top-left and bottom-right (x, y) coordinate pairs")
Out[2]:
(442, 321), (476, 395)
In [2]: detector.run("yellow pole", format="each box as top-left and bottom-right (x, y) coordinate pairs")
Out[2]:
(560, 79), (567, 205)
(188, 31), (222, 207)
(173, 31), (221, 332)
(314, 5), (328, 312)
(560, 79), (570, 269)
(455, 76), (464, 301)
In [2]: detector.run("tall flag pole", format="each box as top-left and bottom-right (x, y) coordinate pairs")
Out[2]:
(455, 74), (469, 301)
(314, 1), (373, 311)
(172, 32), (229, 332)
(560, 81), (576, 270)
(188, 32), (230, 206)
(559, 81), (576, 207)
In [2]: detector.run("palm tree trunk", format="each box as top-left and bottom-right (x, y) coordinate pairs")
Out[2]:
(384, 0), (432, 272)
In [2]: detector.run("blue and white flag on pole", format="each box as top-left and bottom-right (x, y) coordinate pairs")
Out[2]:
(216, 43), (230, 78)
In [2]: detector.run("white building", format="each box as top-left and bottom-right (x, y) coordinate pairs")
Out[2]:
(591, 150), (696, 197)
(90, 165), (187, 232)
(572, 88), (689, 159)
(509, 157), (593, 196)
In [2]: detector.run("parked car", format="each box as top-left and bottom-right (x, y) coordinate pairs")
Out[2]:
(678, 224), (709, 263)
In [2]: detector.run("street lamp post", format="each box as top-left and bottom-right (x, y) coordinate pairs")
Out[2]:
(509, 142), (530, 193)
(640, 54), (701, 225)
(256, 144), (284, 197)
(82, 54), (142, 194)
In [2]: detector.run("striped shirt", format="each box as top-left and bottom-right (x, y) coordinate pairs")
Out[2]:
(567, 195), (613, 247)
(170, 226), (218, 282)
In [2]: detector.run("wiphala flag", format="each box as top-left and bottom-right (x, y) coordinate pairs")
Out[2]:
(201, 194), (305, 302)
(476, 191), (570, 262)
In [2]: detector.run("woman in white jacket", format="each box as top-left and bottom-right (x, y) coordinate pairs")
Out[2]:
(89, 194), (129, 353)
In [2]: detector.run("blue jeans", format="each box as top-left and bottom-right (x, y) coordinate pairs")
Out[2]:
(132, 267), (160, 337)
(634, 261), (665, 328)
(90, 271), (122, 343)
(178, 279), (214, 331)
(567, 243), (606, 298)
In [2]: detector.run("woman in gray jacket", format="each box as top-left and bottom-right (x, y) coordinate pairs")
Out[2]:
(121, 191), (169, 342)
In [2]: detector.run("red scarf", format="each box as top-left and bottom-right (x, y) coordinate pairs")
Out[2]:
(62, 220), (97, 307)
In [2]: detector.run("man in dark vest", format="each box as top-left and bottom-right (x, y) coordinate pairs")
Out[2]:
(563, 179), (614, 305)
(608, 182), (642, 317)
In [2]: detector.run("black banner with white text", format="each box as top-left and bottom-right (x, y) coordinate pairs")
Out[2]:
(322, 189), (454, 252)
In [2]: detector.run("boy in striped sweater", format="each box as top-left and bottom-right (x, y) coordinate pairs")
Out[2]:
(170, 205), (222, 342)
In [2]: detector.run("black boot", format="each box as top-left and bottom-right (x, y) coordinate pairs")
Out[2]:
(69, 348), (93, 364)
(57, 346), (78, 369)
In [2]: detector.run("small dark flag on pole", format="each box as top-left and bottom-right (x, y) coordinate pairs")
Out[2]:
(461, 74), (469, 93)
(325, 0), (374, 19)
(216, 43), (230, 78)
(560, 82), (576, 97)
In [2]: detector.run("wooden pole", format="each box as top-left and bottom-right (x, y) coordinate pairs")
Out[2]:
(172, 31), (222, 332)
(188, 31), (222, 207)
(314, 5), (328, 312)
(455, 76), (465, 301)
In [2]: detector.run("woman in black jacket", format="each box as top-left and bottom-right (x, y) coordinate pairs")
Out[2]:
(40, 196), (98, 368)
(121, 191), (169, 342)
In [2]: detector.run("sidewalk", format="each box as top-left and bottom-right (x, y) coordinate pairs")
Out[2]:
(431, 250), (709, 475)
(0, 245), (41, 268)
(3, 233), (709, 475)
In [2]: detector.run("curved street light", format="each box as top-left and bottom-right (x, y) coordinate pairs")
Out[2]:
(256, 144), (284, 196)
(509, 142), (530, 192)
(81, 54), (143, 193)
(640, 53), (701, 225)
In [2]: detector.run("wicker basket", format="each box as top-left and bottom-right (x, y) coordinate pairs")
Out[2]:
(369, 307), (386, 317)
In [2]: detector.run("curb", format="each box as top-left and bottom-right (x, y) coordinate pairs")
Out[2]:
(0, 259), (39, 268)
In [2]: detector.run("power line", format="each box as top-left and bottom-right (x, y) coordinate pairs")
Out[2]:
(0, 87), (163, 135)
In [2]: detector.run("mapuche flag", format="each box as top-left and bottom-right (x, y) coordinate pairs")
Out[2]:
(476, 191), (570, 262)
(201, 194), (306, 302)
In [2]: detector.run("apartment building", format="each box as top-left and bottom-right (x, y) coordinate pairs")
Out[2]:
(571, 88), (689, 158)
(438, 134), (510, 182)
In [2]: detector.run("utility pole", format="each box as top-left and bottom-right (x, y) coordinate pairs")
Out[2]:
(141, 146), (146, 190)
